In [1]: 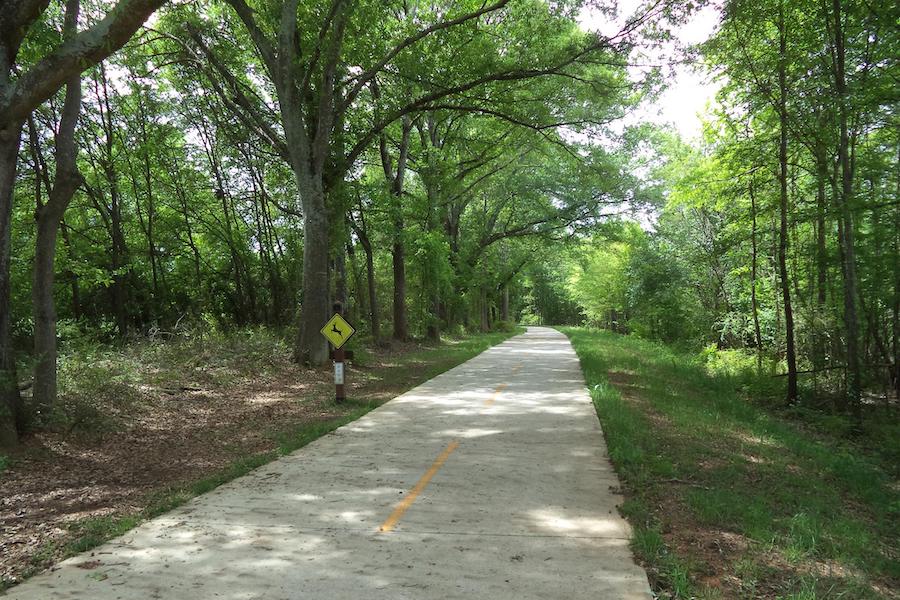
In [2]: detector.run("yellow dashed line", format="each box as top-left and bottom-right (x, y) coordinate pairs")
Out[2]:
(380, 372), (522, 532)
(483, 382), (508, 407)
(378, 440), (460, 533)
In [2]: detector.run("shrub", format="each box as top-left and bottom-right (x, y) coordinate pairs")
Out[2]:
(492, 320), (517, 333)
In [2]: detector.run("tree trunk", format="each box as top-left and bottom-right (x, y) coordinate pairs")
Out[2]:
(347, 242), (364, 325)
(32, 213), (67, 416)
(33, 0), (83, 415)
(357, 231), (381, 345)
(892, 157), (899, 400)
(750, 182), (763, 371)
(392, 237), (407, 341)
(378, 116), (412, 342)
(501, 284), (510, 322)
(816, 155), (828, 307)
(777, 2), (798, 404)
(892, 269), (899, 400)
(0, 122), (23, 445)
(293, 180), (330, 365)
(832, 0), (862, 422)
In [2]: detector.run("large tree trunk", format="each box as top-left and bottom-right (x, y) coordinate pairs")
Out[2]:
(377, 115), (412, 342)
(777, 2), (798, 404)
(294, 179), (330, 365)
(480, 287), (490, 332)
(32, 181), (80, 417)
(385, 119), (412, 342)
(33, 0), (82, 415)
(0, 122), (23, 445)
(32, 213), (66, 416)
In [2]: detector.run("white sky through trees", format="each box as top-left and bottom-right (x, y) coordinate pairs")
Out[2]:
(579, 0), (722, 141)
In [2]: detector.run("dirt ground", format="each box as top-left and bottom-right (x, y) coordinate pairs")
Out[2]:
(0, 340), (450, 587)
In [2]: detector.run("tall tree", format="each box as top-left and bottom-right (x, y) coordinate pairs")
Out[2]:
(0, 0), (168, 445)
(776, 0), (798, 403)
(171, 0), (628, 363)
(31, 0), (83, 416)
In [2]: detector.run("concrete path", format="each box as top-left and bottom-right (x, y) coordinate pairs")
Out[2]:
(6, 327), (652, 599)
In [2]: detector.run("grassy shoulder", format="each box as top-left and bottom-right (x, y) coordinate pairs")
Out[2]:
(561, 327), (899, 600)
(0, 327), (520, 590)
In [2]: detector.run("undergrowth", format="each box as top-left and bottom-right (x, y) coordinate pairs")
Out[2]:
(562, 327), (898, 600)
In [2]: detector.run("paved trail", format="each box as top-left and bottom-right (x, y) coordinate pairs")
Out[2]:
(6, 327), (652, 599)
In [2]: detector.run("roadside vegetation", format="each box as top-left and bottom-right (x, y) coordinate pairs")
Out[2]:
(0, 325), (517, 590)
(564, 327), (899, 600)
(1, 0), (895, 596)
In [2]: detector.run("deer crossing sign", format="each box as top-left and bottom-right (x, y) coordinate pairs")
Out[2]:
(320, 313), (356, 349)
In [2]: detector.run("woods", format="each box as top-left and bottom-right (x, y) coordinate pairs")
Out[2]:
(532, 0), (898, 420)
(0, 0), (898, 597)
(0, 0), (667, 444)
(0, 0), (895, 448)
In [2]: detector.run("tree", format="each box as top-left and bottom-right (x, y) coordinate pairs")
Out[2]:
(168, 0), (632, 363)
(0, 0), (168, 445)
(32, 0), (83, 416)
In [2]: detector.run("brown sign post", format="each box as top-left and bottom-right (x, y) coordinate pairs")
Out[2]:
(320, 302), (356, 403)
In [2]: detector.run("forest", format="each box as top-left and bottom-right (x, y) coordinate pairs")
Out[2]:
(0, 0), (897, 596)
(1, 0), (659, 446)
(1, 0), (894, 443)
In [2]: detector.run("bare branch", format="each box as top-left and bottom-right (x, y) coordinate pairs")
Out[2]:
(185, 24), (289, 161)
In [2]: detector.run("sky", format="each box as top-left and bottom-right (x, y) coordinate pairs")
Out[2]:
(578, 0), (723, 142)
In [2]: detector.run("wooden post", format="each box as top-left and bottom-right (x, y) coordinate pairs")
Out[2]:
(333, 301), (345, 403)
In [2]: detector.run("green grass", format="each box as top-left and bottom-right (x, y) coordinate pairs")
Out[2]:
(7, 328), (520, 591)
(561, 327), (899, 599)
(0, 454), (8, 474)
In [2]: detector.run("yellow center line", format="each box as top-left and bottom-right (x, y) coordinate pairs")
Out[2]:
(483, 382), (508, 407)
(380, 375), (518, 532)
(511, 363), (523, 375)
(378, 440), (460, 533)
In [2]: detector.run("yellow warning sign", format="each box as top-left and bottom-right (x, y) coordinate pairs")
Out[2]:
(320, 313), (356, 349)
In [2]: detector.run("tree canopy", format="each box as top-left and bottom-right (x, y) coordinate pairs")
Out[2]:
(0, 0), (896, 444)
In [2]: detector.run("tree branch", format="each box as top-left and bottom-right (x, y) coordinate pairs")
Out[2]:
(222, 0), (277, 76)
(1, 0), (167, 126)
(339, 0), (511, 112)
(343, 35), (610, 171)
